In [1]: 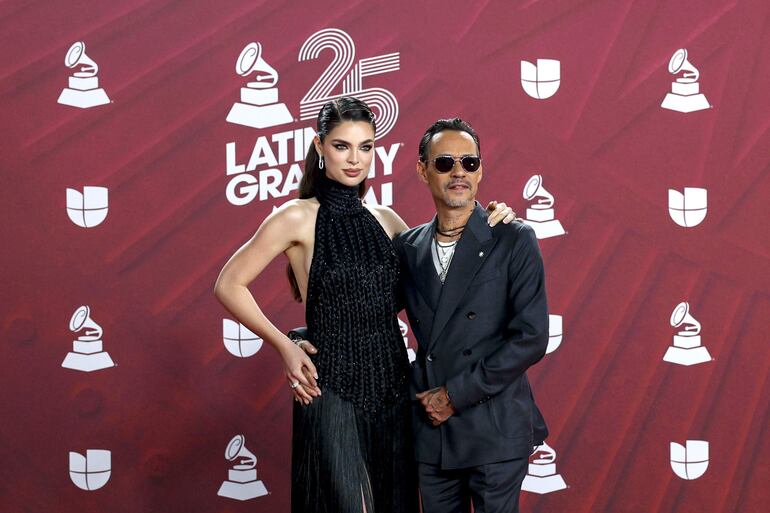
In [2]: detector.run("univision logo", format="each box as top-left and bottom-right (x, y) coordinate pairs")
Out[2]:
(520, 59), (560, 100)
(223, 319), (263, 358)
(670, 440), (709, 480)
(546, 314), (563, 354)
(67, 186), (108, 228)
(69, 450), (111, 491)
(668, 187), (707, 228)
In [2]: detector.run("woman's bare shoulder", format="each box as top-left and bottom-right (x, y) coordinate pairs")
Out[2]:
(365, 204), (409, 237)
(254, 198), (319, 241)
(270, 197), (319, 221)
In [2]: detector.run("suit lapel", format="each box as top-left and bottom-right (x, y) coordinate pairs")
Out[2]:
(428, 205), (497, 350)
(404, 217), (441, 311)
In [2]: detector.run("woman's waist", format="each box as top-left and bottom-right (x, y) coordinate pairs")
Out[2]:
(314, 359), (409, 404)
(307, 330), (404, 351)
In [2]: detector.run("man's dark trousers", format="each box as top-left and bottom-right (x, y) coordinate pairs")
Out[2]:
(418, 457), (528, 513)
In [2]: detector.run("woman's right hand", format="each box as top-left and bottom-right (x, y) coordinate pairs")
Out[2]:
(280, 341), (321, 405)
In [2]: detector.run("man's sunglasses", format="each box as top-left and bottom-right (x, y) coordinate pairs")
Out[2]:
(428, 155), (482, 173)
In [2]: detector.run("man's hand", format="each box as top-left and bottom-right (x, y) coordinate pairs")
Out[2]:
(416, 386), (457, 426)
(486, 201), (520, 227)
(295, 339), (318, 357)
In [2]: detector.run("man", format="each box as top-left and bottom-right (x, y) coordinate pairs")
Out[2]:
(393, 118), (549, 513)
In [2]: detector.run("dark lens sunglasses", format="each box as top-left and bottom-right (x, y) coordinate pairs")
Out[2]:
(429, 155), (482, 173)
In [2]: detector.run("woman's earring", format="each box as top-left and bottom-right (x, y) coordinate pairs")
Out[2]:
(319, 155), (324, 169)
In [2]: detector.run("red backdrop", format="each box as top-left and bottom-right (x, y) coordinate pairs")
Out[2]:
(2, 0), (769, 512)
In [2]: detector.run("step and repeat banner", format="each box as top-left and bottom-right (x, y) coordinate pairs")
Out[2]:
(2, 0), (769, 512)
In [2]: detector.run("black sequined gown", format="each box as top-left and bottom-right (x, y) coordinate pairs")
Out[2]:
(291, 176), (416, 513)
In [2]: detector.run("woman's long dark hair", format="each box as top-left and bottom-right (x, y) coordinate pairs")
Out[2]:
(288, 96), (376, 302)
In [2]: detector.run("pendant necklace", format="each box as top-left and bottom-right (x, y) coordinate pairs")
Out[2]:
(434, 234), (458, 283)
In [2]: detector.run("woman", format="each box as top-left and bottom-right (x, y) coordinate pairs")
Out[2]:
(214, 97), (514, 512)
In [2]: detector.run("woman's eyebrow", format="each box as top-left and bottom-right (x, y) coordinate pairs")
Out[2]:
(330, 138), (374, 145)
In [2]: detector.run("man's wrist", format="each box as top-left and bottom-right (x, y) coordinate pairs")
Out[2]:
(288, 327), (308, 343)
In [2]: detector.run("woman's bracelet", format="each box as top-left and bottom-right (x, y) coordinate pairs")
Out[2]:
(288, 331), (306, 346)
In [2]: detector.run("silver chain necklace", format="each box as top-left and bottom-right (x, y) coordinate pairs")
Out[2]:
(434, 235), (458, 283)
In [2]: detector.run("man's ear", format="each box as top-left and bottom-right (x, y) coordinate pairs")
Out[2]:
(416, 160), (429, 184)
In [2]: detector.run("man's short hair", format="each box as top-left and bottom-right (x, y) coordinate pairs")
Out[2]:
(418, 118), (481, 162)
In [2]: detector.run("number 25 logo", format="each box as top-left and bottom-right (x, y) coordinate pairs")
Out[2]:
(299, 28), (400, 140)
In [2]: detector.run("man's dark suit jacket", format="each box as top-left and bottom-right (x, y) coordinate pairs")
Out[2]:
(393, 203), (549, 470)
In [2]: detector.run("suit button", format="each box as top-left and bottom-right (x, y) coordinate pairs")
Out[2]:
(415, 319), (420, 325)
(426, 353), (435, 362)
(467, 312), (476, 320)
(463, 349), (472, 356)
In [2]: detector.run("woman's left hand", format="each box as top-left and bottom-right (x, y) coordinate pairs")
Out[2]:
(486, 201), (519, 226)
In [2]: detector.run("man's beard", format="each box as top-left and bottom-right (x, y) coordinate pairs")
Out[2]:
(443, 181), (475, 207)
(445, 197), (474, 207)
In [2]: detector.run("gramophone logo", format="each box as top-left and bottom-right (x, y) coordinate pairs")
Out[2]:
(223, 319), (263, 358)
(546, 314), (563, 355)
(522, 175), (565, 239)
(217, 434), (268, 501)
(663, 301), (712, 366)
(69, 450), (111, 491)
(398, 317), (416, 363)
(66, 186), (108, 228)
(57, 42), (110, 108)
(224, 29), (401, 208)
(661, 49), (711, 113)
(522, 442), (567, 494)
(668, 187), (707, 228)
(227, 42), (293, 129)
(520, 59), (560, 100)
(62, 306), (115, 372)
(670, 440), (709, 480)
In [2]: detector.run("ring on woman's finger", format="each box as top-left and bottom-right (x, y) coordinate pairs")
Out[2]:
(290, 381), (300, 389)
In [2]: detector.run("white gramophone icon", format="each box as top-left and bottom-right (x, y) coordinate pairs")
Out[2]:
(521, 442), (567, 494)
(398, 317), (416, 363)
(663, 301), (712, 366)
(226, 42), (293, 129)
(661, 49), (710, 113)
(217, 434), (268, 501)
(62, 306), (115, 372)
(57, 42), (110, 108)
(522, 174), (565, 239)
